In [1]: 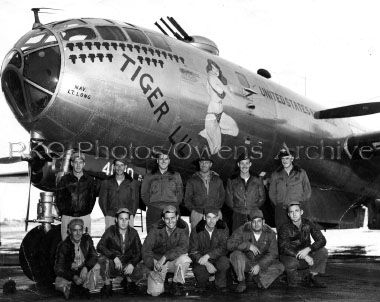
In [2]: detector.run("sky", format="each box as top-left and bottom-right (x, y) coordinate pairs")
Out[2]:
(0, 0), (380, 219)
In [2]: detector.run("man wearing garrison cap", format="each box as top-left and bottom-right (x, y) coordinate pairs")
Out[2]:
(142, 205), (191, 296)
(97, 208), (142, 296)
(141, 151), (183, 233)
(226, 153), (265, 231)
(185, 153), (225, 229)
(227, 209), (284, 293)
(54, 218), (98, 300)
(189, 207), (230, 293)
(56, 151), (100, 240)
(269, 147), (311, 229)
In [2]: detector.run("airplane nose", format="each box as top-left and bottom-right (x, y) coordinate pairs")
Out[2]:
(1, 28), (61, 121)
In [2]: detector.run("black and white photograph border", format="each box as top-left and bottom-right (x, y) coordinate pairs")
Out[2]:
(1, 0), (380, 301)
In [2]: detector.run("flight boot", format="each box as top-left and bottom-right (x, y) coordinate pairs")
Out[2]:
(303, 274), (327, 288)
(235, 280), (247, 293)
(287, 271), (299, 288)
(100, 282), (113, 297)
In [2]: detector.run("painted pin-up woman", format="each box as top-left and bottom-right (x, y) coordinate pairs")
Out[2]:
(199, 59), (239, 154)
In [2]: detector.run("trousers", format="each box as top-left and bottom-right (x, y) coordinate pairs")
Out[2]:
(230, 250), (284, 289)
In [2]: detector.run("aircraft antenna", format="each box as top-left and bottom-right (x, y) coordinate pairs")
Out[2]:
(159, 17), (184, 40)
(154, 22), (169, 36)
(167, 17), (192, 42)
(31, 7), (62, 29)
(31, 8), (41, 28)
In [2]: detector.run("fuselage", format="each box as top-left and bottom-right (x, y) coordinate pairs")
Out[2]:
(2, 18), (380, 227)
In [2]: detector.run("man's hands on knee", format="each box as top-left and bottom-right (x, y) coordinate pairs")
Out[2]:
(304, 255), (314, 266)
(79, 267), (88, 280)
(123, 263), (134, 275)
(73, 275), (83, 285)
(296, 247), (311, 260)
(155, 256), (166, 272)
(198, 254), (210, 266)
(114, 257), (123, 270)
(249, 264), (260, 276)
(249, 244), (261, 256)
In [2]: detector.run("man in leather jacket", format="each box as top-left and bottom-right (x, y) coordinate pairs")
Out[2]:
(269, 148), (311, 229)
(189, 207), (230, 292)
(141, 152), (183, 233)
(185, 154), (225, 229)
(228, 209), (284, 293)
(54, 218), (98, 300)
(141, 205), (191, 296)
(56, 152), (100, 240)
(278, 202), (328, 288)
(226, 153), (265, 231)
(99, 159), (139, 229)
(97, 208), (142, 296)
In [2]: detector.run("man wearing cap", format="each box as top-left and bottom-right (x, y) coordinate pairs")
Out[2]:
(189, 207), (230, 292)
(278, 202), (327, 288)
(269, 148), (311, 228)
(99, 159), (139, 229)
(227, 209), (284, 292)
(56, 152), (100, 240)
(54, 218), (98, 300)
(226, 153), (265, 231)
(141, 151), (183, 233)
(185, 154), (225, 229)
(142, 205), (191, 296)
(97, 208), (142, 295)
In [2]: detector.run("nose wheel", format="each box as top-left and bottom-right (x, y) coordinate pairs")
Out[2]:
(19, 224), (62, 284)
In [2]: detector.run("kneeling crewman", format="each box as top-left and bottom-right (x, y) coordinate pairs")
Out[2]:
(189, 207), (230, 292)
(142, 205), (191, 296)
(278, 202), (327, 288)
(227, 209), (284, 292)
(97, 208), (142, 296)
(54, 218), (98, 300)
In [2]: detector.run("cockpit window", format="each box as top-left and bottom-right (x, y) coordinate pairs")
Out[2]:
(24, 82), (52, 116)
(96, 26), (127, 41)
(236, 72), (249, 87)
(146, 33), (171, 51)
(123, 28), (149, 45)
(23, 46), (61, 93)
(25, 34), (45, 45)
(61, 27), (96, 41)
(2, 70), (26, 117)
(16, 29), (58, 53)
(53, 19), (86, 30)
(1, 51), (22, 70)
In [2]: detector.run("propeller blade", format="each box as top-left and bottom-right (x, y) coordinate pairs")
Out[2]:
(314, 102), (380, 119)
(0, 156), (23, 164)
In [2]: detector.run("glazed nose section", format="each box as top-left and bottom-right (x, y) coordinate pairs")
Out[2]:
(1, 28), (61, 120)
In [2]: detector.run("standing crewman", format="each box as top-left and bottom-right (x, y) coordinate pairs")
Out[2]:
(184, 154), (225, 229)
(56, 152), (100, 240)
(99, 159), (139, 229)
(141, 151), (183, 233)
(269, 148), (311, 229)
(226, 153), (265, 231)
